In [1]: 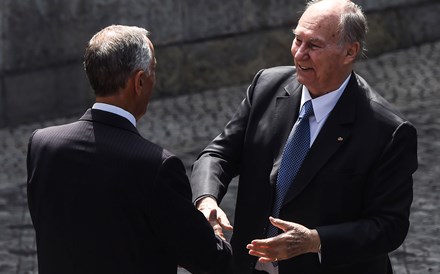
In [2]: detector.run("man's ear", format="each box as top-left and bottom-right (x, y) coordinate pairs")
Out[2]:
(345, 42), (360, 63)
(133, 70), (145, 96)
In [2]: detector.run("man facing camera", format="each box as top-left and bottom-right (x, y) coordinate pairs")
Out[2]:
(27, 25), (231, 274)
(191, 0), (418, 273)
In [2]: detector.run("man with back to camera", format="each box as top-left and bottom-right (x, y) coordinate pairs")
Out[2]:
(190, 0), (418, 273)
(27, 25), (231, 274)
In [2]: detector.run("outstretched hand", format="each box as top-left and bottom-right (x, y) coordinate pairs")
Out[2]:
(197, 197), (233, 240)
(246, 217), (320, 263)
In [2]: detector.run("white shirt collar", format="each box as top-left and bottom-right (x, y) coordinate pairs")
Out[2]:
(300, 74), (351, 122)
(92, 103), (137, 127)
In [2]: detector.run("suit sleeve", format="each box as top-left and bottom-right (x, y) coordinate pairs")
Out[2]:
(148, 155), (232, 273)
(317, 121), (418, 266)
(190, 69), (265, 203)
(26, 129), (39, 226)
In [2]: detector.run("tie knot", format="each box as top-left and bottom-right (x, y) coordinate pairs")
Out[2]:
(301, 100), (314, 119)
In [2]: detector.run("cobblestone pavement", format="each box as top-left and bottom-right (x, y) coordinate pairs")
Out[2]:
(1, 40), (439, 274)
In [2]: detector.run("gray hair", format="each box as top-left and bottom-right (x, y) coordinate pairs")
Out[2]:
(84, 25), (152, 96)
(306, 0), (368, 59)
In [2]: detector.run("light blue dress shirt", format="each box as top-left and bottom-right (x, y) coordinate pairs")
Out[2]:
(301, 74), (351, 147)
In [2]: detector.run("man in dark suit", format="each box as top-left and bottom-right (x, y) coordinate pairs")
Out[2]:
(190, 1), (418, 273)
(27, 25), (231, 274)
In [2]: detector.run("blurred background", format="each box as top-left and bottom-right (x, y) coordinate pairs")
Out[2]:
(0, 0), (439, 273)
(1, 0), (439, 127)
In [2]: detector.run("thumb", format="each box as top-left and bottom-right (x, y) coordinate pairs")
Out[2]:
(208, 209), (225, 239)
(269, 216), (292, 232)
(208, 208), (218, 222)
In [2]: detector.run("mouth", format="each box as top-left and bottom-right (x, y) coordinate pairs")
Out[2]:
(298, 64), (312, 71)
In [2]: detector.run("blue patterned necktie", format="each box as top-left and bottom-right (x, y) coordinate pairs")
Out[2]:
(267, 100), (314, 240)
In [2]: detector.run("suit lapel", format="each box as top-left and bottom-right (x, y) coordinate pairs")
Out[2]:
(269, 80), (302, 188)
(282, 74), (358, 207)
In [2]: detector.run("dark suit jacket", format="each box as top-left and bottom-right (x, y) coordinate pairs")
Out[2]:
(191, 66), (418, 274)
(27, 109), (231, 274)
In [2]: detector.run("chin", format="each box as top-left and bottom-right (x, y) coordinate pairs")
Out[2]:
(296, 75), (310, 86)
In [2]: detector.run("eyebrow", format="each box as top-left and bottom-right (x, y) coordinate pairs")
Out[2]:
(292, 29), (325, 44)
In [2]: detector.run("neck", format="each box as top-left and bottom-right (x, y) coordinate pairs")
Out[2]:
(309, 71), (352, 98)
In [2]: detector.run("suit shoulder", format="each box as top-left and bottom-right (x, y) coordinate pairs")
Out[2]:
(30, 120), (84, 142)
(258, 66), (296, 80)
(249, 66), (297, 95)
(131, 135), (179, 164)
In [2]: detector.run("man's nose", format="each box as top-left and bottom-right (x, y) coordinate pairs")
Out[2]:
(294, 44), (309, 61)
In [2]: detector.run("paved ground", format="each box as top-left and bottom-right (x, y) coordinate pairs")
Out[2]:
(1, 39), (439, 273)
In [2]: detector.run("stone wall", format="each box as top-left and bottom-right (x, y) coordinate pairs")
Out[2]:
(1, 0), (439, 127)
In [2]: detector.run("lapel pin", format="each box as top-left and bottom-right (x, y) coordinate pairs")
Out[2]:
(337, 137), (344, 141)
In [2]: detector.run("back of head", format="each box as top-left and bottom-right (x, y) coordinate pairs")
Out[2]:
(306, 0), (368, 59)
(83, 25), (152, 96)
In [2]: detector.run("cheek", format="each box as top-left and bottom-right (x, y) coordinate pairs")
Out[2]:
(310, 53), (332, 71)
(291, 44), (298, 56)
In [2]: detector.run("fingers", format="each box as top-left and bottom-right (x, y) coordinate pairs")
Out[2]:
(208, 209), (225, 240)
(212, 208), (233, 240)
(269, 216), (293, 232)
(197, 198), (233, 239)
(247, 218), (314, 262)
(213, 223), (226, 240)
(216, 208), (233, 231)
(250, 252), (276, 263)
(249, 238), (271, 248)
(247, 241), (279, 262)
(258, 257), (277, 263)
(201, 202), (233, 230)
(208, 208), (218, 221)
